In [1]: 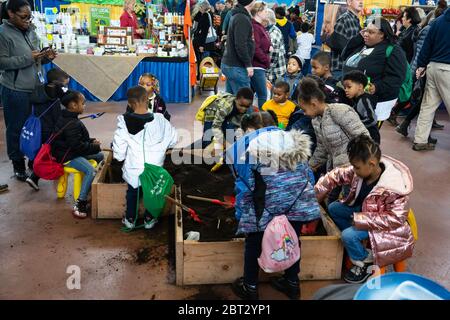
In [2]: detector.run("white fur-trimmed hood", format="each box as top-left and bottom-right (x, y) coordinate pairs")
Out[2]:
(247, 129), (311, 171)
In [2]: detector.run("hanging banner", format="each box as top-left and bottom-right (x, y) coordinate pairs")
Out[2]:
(70, 0), (124, 6)
(90, 6), (111, 35)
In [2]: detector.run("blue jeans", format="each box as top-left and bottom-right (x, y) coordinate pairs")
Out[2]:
(302, 59), (311, 76)
(66, 152), (104, 201)
(221, 63), (250, 94)
(244, 220), (304, 286)
(126, 184), (151, 222)
(341, 226), (369, 262)
(328, 201), (369, 262)
(250, 69), (267, 109)
(0, 85), (31, 161)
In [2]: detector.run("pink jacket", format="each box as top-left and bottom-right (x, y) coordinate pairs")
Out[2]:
(315, 155), (415, 267)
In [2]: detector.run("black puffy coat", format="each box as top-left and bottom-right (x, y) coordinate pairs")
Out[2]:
(52, 109), (100, 162)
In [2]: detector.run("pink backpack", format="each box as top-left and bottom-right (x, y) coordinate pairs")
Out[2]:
(258, 215), (301, 273)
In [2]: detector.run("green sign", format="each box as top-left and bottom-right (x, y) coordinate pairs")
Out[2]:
(90, 7), (110, 36)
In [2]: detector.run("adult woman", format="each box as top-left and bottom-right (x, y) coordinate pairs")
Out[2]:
(193, 1), (214, 66)
(120, 0), (144, 40)
(342, 17), (407, 120)
(265, 8), (286, 85)
(250, 2), (271, 109)
(0, 0), (56, 181)
(398, 7), (421, 63)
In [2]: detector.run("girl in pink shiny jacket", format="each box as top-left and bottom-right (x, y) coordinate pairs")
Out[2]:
(315, 135), (415, 284)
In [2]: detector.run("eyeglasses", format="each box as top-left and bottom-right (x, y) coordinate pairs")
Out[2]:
(15, 13), (33, 22)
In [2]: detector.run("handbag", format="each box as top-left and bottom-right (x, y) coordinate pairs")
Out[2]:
(33, 121), (73, 180)
(205, 13), (218, 44)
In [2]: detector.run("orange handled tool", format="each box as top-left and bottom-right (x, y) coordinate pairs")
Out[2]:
(187, 195), (234, 208)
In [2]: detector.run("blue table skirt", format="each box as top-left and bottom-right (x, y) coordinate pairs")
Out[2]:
(43, 59), (189, 103)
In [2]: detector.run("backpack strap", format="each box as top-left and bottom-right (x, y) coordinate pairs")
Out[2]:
(385, 45), (394, 58)
(37, 99), (60, 119)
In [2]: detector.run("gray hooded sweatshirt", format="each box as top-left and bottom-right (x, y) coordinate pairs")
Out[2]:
(0, 20), (44, 92)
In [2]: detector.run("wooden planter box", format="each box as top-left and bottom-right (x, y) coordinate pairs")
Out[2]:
(91, 151), (127, 219)
(175, 185), (344, 285)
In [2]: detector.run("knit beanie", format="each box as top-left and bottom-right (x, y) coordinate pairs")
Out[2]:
(238, 0), (254, 7)
(289, 55), (304, 69)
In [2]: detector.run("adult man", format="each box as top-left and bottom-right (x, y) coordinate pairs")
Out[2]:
(413, 8), (450, 151)
(221, 0), (255, 94)
(326, 0), (363, 79)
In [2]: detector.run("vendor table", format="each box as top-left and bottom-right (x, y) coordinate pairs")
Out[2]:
(43, 54), (189, 103)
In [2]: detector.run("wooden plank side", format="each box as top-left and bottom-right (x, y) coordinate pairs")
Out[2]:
(91, 151), (110, 219)
(175, 185), (184, 286)
(96, 184), (127, 219)
(183, 240), (245, 285)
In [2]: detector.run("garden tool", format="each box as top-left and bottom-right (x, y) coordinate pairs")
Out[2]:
(80, 112), (105, 120)
(165, 195), (203, 223)
(187, 195), (234, 208)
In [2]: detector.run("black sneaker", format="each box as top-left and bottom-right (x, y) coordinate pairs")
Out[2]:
(387, 113), (399, 126)
(73, 200), (88, 219)
(395, 121), (409, 137)
(0, 184), (8, 193)
(231, 277), (258, 300)
(428, 136), (437, 145)
(432, 120), (444, 130)
(26, 174), (40, 191)
(12, 160), (28, 182)
(343, 264), (372, 284)
(270, 276), (301, 300)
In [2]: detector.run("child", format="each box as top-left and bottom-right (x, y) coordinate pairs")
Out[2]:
(53, 91), (104, 218)
(262, 81), (297, 129)
(315, 135), (414, 283)
(112, 86), (178, 230)
(199, 87), (255, 152)
(298, 77), (369, 205)
(231, 127), (320, 300)
(295, 22), (315, 76)
(343, 71), (380, 144)
(276, 55), (303, 102)
(137, 73), (171, 121)
(26, 68), (70, 191)
(311, 51), (349, 104)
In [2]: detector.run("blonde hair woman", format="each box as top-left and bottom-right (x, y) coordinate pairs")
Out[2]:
(120, 0), (144, 39)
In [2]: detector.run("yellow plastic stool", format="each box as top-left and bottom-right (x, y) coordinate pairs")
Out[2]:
(407, 208), (418, 241)
(56, 160), (97, 201)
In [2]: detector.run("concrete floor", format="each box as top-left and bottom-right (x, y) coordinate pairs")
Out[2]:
(1, 92), (449, 299)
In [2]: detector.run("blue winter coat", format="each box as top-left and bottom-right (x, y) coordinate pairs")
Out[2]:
(229, 129), (320, 235)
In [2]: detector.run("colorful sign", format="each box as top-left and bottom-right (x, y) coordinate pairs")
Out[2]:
(90, 7), (111, 36)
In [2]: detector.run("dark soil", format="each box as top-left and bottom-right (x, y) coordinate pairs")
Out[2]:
(163, 153), (238, 242)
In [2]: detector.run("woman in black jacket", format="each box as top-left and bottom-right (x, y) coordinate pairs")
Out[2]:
(53, 91), (104, 219)
(342, 17), (407, 120)
(193, 1), (214, 75)
(398, 7), (421, 63)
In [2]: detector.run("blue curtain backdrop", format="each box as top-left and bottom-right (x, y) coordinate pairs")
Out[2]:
(43, 60), (190, 103)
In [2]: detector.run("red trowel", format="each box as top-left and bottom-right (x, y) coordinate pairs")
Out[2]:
(165, 195), (203, 223)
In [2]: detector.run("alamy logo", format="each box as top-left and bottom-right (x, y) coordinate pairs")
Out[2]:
(66, 265), (81, 290)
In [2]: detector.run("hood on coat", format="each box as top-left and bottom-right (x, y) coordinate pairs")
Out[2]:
(247, 129), (311, 171)
(231, 4), (250, 18)
(276, 17), (288, 27)
(374, 155), (413, 196)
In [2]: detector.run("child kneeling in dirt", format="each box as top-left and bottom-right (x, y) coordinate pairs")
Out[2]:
(315, 135), (414, 284)
(229, 128), (320, 300)
(112, 86), (178, 230)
